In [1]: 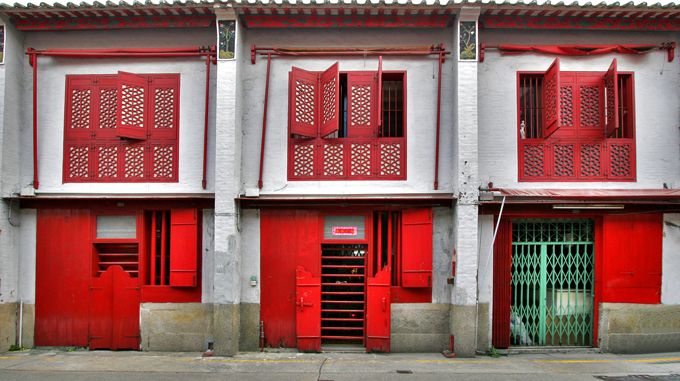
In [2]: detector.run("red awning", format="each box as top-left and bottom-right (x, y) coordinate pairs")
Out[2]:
(497, 188), (680, 201)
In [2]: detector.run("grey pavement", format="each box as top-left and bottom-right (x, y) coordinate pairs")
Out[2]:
(1, 348), (680, 380)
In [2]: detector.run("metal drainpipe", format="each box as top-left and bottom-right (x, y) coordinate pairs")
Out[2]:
(434, 52), (443, 190)
(474, 195), (506, 352)
(202, 49), (212, 189)
(258, 54), (272, 189)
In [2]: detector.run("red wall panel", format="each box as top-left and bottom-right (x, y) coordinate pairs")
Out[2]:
(602, 213), (662, 304)
(35, 209), (91, 347)
(492, 219), (513, 349)
(401, 208), (433, 288)
(260, 209), (319, 348)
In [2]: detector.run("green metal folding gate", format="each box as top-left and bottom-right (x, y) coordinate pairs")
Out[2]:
(511, 219), (595, 347)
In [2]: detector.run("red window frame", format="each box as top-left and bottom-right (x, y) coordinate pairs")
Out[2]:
(63, 73), (180, 183)
(287, 63), (407, 181)
(517, 58), (636, 182)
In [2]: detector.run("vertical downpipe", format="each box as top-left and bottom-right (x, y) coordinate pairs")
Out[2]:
(434, 52), (443, 190)
(258, 54), (272, 189)
(202, 51), (211, 189)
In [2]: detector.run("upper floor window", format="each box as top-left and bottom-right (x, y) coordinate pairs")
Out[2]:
(518, 58), (636, 182)
(63, 72), (179, 183)
(288, 62), (406, 181)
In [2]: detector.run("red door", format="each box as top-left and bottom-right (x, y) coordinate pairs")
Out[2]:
(366, 265), (391, 352)
(90, 266), (140, 350)
(295, 266), (321, 352)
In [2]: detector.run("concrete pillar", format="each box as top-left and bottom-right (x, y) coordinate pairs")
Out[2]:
(451, 7), (481, 358)
(212, 9), (243, 356)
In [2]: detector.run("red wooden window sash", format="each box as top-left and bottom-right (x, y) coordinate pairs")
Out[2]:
(604, 58), (619, 138)
(169, 209), (200, 287)
(65, 76), (95, 140)
(289, 62), (340, 139)
(347, 72), (378, 139)
(319, 62), (340, 138)
(492, 218), (512, 349)
(116, 71), (149, 140)
(400, 208), (433, 288)
(543, 58), (561, 138)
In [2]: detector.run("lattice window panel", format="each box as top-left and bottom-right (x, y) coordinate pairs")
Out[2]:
(579, 86), (600, 127)
(580, 144), (601, 177)
(293, 143), (315, 177)
(152, 145), (174, 178)
(154, 88), (175, 129)
(295, 81), (316, 125)
(69, 145), (90, 179)
(124, 145), (146, 179)
(97, 145), (118, 178)
(350, 143), (372, 177)
(523, 144), (545, 177)
(544, 75), (557, 125)
(323, 143), (344, 176)
(351, 85), (372, 126)
(610, 144), (632, 178)
(120, 84), (145, 128)
(553, 144), (574, 177)
(560, 86), (573, 127)
(70, 89), (91, 129)
(380, 142), (401, 176)
(322, 77), (336, 125)
(99, 88), (117, 129)
(605, 78), (616, 128)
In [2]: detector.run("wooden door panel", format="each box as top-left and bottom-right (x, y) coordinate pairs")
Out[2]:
(295, 266), (321, 352)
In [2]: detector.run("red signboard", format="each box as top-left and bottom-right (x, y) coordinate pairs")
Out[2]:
(332, 226), (358, 236)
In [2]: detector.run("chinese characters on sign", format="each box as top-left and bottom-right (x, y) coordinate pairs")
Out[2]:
(332, 226), (358, 236)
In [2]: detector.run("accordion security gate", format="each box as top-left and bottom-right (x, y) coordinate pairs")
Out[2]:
(511, 219), (595, 346)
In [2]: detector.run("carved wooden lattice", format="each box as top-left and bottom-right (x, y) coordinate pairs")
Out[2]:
(322, 77), (336, 125)
(293, 143), (315, 177)
(350, 85), (371, 126)
(580, 144), (601, 177)
(152, 145), (174, 178)
(610, 143), (632, 178)
(69, 145), (90, 178)
(350, 143), (372, 177)
(99, 88), (117, 129)
(380, 142), (401, 176)
(295, 81), (315, 125)
(580, 85), (600, 127)
(323, 142), (344, 176)
(523, 144), (544, 177)
(560, 86), (573, 127)
(124, 145), (145, 178)
(553, 144), (574, 177)
(545, 76), (557, 127)
(70, 89), (91, 129)
(120, 84), (145, 128)
(154, 88), (175, 129)
(97, 145), (118, 178)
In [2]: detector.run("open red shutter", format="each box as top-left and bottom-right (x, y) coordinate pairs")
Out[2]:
(347, 72), (378, 138)
(319, 62), (340, 138)
(492, 219), (512, 349)
(65, 76), (95, 140)
(116, 71), (148, 140)
(169, 209), (199, 287)
(604, 58), (619, 138)
(401, 208), (433, 288)
(289, 67), (319, 138)
(543, 58), (561, 138)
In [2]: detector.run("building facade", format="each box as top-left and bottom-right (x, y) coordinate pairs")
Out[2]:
(0, 0), (678, 356)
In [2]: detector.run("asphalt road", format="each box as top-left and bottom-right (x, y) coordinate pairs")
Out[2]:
(1, 349), (680, 380)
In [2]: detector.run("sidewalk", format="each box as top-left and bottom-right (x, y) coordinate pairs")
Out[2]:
(1, 348), (680, 381)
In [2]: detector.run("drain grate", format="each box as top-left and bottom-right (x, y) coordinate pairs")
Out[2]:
(396, 370), (413, 374)
(595, 375), (680, 381)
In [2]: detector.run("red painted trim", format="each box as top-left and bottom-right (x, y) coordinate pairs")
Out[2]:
(241, 14), (454, 28)
(481, 15), (680, 30)
(11, 15), (215, 30)
(238, 197), (455, 209)
(17, 197), (214, 210)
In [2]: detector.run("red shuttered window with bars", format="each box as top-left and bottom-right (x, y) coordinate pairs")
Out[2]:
(63, 72), (179, 183)
(517, 58), (635, 182)
(288, 63), (406, 181)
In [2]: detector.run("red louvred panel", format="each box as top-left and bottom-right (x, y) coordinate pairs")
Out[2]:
(492, 218), (512, 349)
(347, 73), (377, 138)
(604, 58), (619, 138)
(116, 71), (148, 140)
(65, 76), (95, 139)
(169, 209), (199, 287)
(543, 58), (561, 138)
(401, 208), (433, 288)
(319, 62), (340, 138)
(296, 266), (322, 352)
(289, 67), (318, 138)
(149, 75), (179, 140)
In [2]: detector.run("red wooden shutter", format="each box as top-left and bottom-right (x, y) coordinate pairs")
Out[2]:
(116, 71), (149, 140)
(400, 208), (433, 288)
(319, 62), (340, 138)
(347, 72), (378, 138)
(543, 58), (561, 138)
(148, 75), (179, 140)
(169, 209), (199, 287)
(289, 67), (319, 138)
(295, 265), (321, 352)
(95, 76), (119, 139)
(602, 213), (662, 304)
(604, 58), (619, 138)
(65, 76), (95, 140)
(492, 219), (512, 349)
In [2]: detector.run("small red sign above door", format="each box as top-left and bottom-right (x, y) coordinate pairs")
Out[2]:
(332, 226), (358, 236)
